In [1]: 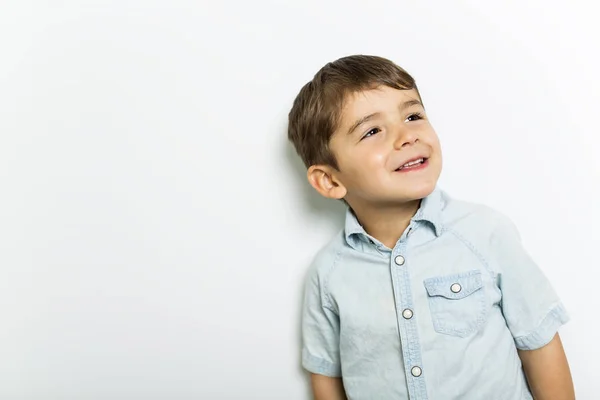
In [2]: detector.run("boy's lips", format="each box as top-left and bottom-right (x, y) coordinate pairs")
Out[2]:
(394, 156), (429, 172)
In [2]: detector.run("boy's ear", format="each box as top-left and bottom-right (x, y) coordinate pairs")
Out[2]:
(307, 164), (347, 200)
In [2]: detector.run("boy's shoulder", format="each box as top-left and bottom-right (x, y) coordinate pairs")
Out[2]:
(440, 191), (509, 228)
(305, 228), (347, 279)
(440, 190), (521, 247)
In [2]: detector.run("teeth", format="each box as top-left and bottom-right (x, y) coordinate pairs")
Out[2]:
(401, 158), (424, 168)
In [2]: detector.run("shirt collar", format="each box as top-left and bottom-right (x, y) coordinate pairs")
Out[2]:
(344, 187), (445, 247)
(412, 187), (444, 236)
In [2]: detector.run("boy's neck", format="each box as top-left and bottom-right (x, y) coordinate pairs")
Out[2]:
(350, 199), (421, 249)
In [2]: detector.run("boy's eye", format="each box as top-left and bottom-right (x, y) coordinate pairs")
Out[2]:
(406, 112), (423, 122)
(361, 127), (381, 140)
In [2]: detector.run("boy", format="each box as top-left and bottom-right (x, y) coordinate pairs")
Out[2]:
(287, 55), (574, 400)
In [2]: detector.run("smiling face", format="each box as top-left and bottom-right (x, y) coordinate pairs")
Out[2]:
(309, 85), (442, 209)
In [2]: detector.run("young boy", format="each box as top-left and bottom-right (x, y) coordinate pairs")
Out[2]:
(287, 55), (574, 400)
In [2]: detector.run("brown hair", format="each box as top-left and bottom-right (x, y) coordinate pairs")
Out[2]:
(287, 55), (421, 169)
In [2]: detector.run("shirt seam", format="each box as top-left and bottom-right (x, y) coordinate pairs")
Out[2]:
(447, 227), (496, 279)
(321, 246), (343, 313)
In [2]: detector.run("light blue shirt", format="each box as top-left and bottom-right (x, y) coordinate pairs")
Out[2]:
(301, 188), (569, 400)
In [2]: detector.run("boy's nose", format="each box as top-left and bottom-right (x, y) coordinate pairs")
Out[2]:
(393, 128), (419, 149)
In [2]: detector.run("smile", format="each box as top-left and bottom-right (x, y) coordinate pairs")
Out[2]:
(395, 158), (428, 172)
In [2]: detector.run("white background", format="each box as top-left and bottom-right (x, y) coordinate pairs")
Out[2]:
(1, 1), (598, 399)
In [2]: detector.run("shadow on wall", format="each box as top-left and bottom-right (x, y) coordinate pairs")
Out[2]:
(283, 137), (345, 382)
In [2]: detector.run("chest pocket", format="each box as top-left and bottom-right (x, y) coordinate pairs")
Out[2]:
(423, 270), (488, 338)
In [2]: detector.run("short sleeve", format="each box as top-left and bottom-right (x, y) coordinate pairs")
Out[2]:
(301, 264), (342, 377)
(491, 214), (570, 350)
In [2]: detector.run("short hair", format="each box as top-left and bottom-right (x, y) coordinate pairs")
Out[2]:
(288, 55), (421, 169)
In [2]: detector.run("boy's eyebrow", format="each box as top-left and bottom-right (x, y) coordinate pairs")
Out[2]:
(401, 99), (423, 110)
(347, 99), (423, 135)
(347, 112), (381, 135)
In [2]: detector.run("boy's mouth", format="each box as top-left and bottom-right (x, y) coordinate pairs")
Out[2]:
(395, 157), (428, 172)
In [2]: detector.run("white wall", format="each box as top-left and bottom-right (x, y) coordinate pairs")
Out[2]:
(1, 1), (598, 399)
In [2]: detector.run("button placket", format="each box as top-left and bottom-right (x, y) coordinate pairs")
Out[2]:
(391, 242), (427, 397)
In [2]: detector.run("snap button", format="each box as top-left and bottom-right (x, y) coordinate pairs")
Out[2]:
(450, 283), (462, 293)
(394, 255), (405, 265)
(402, 309), (413, 319)
(411, 366), (422, 377)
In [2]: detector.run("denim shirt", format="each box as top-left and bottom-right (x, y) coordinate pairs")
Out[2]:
(301, 188), (569, 400)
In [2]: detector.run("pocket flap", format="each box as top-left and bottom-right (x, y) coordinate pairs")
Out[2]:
(424, 270), (483, 300)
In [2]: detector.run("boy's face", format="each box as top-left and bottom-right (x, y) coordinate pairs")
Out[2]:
(315, 86), (442, 206)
